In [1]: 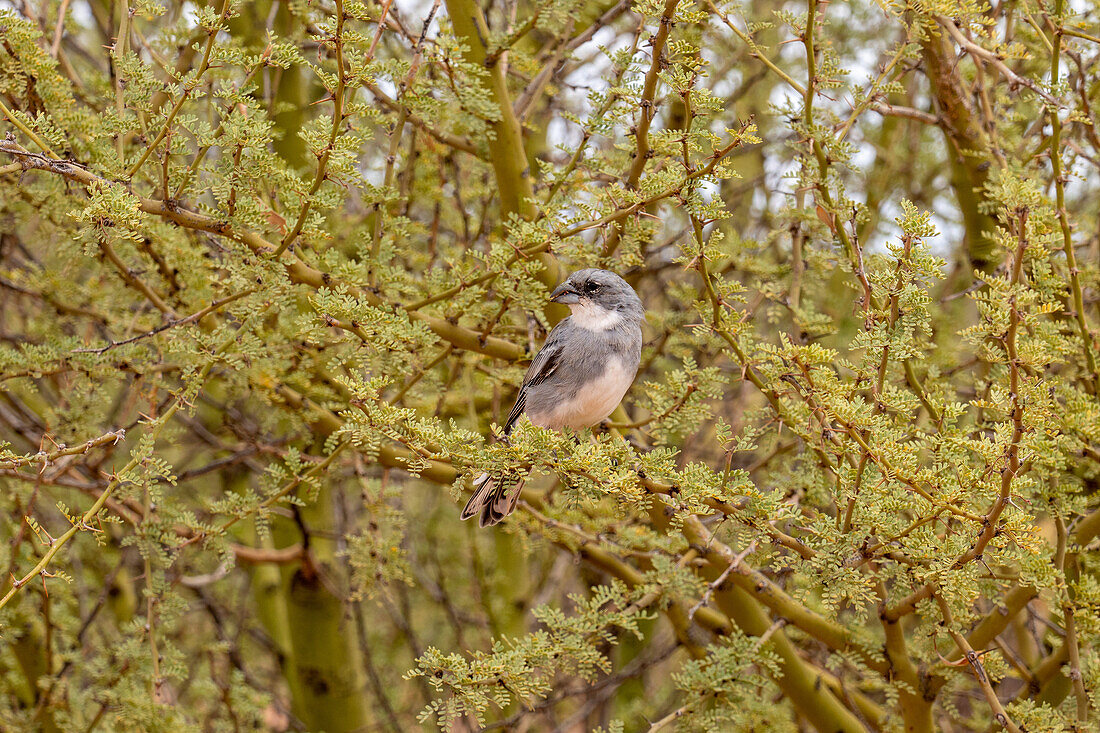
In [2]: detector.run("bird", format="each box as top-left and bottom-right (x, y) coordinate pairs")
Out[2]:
(461, 269), (645, 527)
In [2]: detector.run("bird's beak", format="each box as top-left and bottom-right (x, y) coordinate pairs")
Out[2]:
(549, 282), (581, 304)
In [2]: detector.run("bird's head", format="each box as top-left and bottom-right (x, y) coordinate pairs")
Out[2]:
(549, 269), (644, 330)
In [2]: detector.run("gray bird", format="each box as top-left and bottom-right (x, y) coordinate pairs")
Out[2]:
(461, 269), (645, 527)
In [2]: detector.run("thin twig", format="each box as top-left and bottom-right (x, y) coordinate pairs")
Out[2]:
(935, 594), (1023, 733)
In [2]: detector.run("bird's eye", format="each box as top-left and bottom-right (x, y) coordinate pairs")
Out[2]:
(584, 281), (601, 294)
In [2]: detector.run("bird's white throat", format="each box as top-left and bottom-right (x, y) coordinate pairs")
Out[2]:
(569, 301), (623, 331)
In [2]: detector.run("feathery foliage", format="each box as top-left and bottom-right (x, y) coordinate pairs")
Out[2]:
(2, 0), (1100, 730)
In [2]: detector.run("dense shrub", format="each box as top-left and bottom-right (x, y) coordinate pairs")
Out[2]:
(1, 0), (1098, 730)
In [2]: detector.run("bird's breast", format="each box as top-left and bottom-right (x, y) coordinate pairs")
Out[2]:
(531, 357), (636, 430)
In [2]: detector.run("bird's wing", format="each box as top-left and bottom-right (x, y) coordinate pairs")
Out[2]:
(502, 322), (570, 435)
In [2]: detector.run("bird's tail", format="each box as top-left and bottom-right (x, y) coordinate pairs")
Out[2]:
(460, 472), (524, 527)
